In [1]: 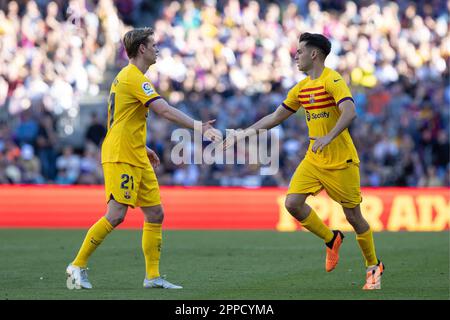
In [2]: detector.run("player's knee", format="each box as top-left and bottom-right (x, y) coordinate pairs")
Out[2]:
(108, 215), (125, 227)
(144, 206), (164, 223)
(106, 200), (128, 227)
(284, 197), (304, 215)
(344, 213), (357, 226)
(345, 212), (369, 233)
(153, 208), (164, 223)
(343, 208), (363, 226)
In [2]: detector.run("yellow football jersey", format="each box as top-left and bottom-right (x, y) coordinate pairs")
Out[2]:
(101, 64), (161, 168)
(282, 67), (360, 169)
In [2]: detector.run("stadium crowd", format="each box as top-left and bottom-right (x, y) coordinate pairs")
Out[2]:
(0, 0), (126, 184)
(0, 0), (449, 187)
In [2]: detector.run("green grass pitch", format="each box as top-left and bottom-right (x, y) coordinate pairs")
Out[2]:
(0, 230), (448, 300)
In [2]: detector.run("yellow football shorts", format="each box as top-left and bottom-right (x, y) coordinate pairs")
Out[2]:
(287, 159), (362, 208)
(103, 162), (161, 208)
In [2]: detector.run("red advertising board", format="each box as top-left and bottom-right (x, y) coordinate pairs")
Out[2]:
(0, 186), (448, 231)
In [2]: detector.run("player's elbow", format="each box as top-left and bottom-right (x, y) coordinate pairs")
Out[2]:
(270, 114), (280, 127)
(346, 112), (357, 127)
(161, 108), (173, 120)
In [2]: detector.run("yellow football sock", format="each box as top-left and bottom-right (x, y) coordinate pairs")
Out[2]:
(356, 228), (378, 267)
(300, 209), (334, 243)
(142, 222), (162, 279)
(72, 216), (114, 268)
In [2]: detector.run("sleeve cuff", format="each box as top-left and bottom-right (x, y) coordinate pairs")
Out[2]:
(145, 96), (162, 107)
(281, 103), (297, 113)
(337, 97), (354, 106)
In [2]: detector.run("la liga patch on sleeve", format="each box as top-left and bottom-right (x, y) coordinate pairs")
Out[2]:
(142, 82), (154, 96)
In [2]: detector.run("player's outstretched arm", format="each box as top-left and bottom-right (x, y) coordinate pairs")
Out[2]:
(150, 98), (222, 141)
(310, 100), (357, 153)
(223, 105), (294, 149)
(247, 105), (294, 132)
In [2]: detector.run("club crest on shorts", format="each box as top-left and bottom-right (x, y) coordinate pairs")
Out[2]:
(309, 94), (315, 104)
(124, 190), (131, 199)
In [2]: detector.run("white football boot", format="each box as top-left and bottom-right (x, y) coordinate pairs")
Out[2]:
(143, 275), (182, 289)
(66, 264), (93, 290)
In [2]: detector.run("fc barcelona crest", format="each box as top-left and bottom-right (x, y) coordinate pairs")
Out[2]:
(309, 94), (315, 104)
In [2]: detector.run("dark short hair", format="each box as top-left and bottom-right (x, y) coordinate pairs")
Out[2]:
(123, 27), (154, 59)
(299, 32), (331, 57)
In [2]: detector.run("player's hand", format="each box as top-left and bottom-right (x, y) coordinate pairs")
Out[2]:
(221, 130), (246, 151)
(221, 131), (237, 151)
(202, 119), (223, 142)
(146, 148), (160, 168)
(310, 135), (333, 153)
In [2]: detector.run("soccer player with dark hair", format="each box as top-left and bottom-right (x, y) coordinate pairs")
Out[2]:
(224, 32), (384, 290)
(66, 27), (221, 290)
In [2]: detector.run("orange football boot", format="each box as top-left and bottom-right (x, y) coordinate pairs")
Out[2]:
(325, 230), (344, 272)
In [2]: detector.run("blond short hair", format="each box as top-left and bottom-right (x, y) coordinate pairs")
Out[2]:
(123, 27), (154, 59)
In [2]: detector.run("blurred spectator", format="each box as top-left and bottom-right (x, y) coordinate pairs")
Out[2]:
(418, 166), (445, 187)
(56, 145), (80, 184)
(85, 112), (106, 147)
(55, 167), (72, 185)
(36, 112), (58, 181)
(173, 163), (200, 186)
(432, 130), (449, 172)
(17, 144), (44, 184)
(77, 144), (103, 184)
(13, 110), (39, 147)
(0, 150), (9, 183)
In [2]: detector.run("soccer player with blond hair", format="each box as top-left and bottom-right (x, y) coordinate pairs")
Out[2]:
(224, 32), (384, 290)
(66, 27), (221, 290)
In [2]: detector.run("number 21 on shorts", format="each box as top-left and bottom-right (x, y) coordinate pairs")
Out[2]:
(121, 174), (134, 190)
